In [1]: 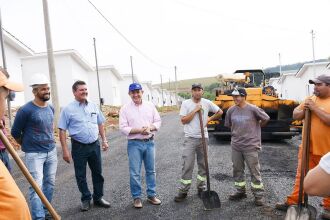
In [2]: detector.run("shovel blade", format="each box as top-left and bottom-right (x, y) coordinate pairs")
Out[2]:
(201, 190), (221, 210)
(285, 205), (317, 220)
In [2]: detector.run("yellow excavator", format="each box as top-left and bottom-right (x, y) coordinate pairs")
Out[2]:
(207, 69), (302, 140)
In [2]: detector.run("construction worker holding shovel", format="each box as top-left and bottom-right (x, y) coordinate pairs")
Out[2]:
(11, 73), (58, 220)
(225, 88), (269, 206)
(174, 83), (222, 202)
(0, 68), (31, 219)
(275, 74), (330, 219)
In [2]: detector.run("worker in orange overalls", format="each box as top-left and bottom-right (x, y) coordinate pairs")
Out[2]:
(275, 74), (330, 219)
(0, 68), (31, 220)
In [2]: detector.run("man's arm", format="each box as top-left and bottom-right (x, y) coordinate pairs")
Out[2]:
(207, 109), (223, 123)
(305, 98), (330, 126)
(304, 165), (330, 197)
(293, 105), (305, 120)
(59, 129), (71, 164)
(11, 108), (26, 145)
(98, 123), (109, 151)
(181, 104), (202, 124)
(119, 107), (145, 135)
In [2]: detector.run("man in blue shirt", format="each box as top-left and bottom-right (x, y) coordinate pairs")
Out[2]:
(58, 80), (110, 212)
(11, 73), (57, 220)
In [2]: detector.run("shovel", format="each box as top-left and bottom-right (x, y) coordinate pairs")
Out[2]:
(198, 110), (221, 210)
(0, 130), (61, 220)
(285, 109), (316, 220)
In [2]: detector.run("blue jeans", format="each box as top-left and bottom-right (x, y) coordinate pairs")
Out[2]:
(25, 147), (58, 220)
(127, 140), (156, 199)
(71, 139), (104, 202)
(0, 149), (11, 173)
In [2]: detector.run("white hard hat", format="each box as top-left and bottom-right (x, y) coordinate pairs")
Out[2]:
(29, 73), (50, 87)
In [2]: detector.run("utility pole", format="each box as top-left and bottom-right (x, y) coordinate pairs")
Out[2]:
(93, 38), (102, 110)
(279, 53), (282, 75)
(42, 0), (60, 129)
(0, 9), (12, 127)
(169, 78), (172, 106)
(311, 30), (316, 78)
(174, 66), (179, 107)
(160, 74), (164, 107)
(130, 56), (134, 83)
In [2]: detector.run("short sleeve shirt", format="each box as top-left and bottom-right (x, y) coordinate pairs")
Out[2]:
(179, 98), (220, 138)
(320, 152), (330, 174)
(297, 96), (330, 156)
(225, 103), (270, 151)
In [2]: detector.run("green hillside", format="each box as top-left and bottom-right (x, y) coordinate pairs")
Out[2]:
(155, 76), (219, 92)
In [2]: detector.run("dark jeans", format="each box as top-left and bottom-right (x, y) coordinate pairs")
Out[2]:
(71, 139), (104, 202)
(0, 149), (11, 173)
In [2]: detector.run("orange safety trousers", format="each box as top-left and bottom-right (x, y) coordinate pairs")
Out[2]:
(286, 147), (330, 209)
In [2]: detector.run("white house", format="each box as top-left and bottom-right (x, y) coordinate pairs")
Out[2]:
(0, 29), (34, 106)
(141, 81), (153, 102)
(21, 49), (95, 107)
(151, 86), (163, 107)
(89, 65), (123, 106)
(294, 62), (330, 101)
(119, 74), (139, 105)
(274, 62), (330, 102)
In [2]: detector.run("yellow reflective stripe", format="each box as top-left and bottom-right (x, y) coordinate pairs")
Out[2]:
(234, 181), (246, 187)
(251, 182), (264, 189)
(197, 175), (206, 181)
(180, 179), (192, 185)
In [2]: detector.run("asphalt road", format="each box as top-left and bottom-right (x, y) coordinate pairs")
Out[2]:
(12, 112), (324, 219)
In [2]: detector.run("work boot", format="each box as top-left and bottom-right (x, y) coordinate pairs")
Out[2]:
(254, 197), (265, 206)
(133, 198), (143, 209)
(275, 202), (289, 211)
(80, 200), (91, 212)
(174, 192), (187, 202)
(228, 191), (247, 201)
(320, 208), (330, 219)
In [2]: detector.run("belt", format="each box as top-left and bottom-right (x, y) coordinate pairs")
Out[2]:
(130, 136), (154, 142)
(0, 148), (6, 152)
(71, 138), (98, 146)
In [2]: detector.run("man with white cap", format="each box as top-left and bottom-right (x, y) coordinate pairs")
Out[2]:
(11, 73), (57, 220)
(225, 87), (269, 206)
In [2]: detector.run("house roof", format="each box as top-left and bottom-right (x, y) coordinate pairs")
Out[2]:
(98, 65), (123, 80)
(295, 61), (329, 77)
(268, 77), (280, 85)
(278, 71), (296, 84)
(121, 74), (140, 83)
(2, 28), (34, 56)
(21, 49), (94, 71)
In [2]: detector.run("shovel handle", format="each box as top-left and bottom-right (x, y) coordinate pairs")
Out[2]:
(198, 110), (211, 192)
(0, 130), (61, 220)
(298, 109), (311, 208)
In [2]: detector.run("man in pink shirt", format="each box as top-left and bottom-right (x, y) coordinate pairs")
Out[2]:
(119, 83), (162, 209)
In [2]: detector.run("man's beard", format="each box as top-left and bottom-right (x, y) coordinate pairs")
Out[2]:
(40, 93), (50, 101)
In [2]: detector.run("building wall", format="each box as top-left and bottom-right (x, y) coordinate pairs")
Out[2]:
(88, 68), (122, 106)
(21, 54), (92, 108)
(141, 83), (152, 103)
(151, 89), (162, 107)
(0, 43), (27, 106)
(279, 64), (330, 102)
(120, 76), (134, 105)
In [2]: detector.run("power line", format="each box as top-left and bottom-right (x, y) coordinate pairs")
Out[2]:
(87, 0), (171, 69)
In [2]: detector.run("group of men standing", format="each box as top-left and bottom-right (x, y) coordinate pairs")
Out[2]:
(0, 66), (330, 220)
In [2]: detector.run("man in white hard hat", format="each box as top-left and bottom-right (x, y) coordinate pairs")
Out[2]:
(11, 73), (57, 220)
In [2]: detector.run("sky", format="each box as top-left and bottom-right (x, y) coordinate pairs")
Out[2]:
(0, 0), (330, 84)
